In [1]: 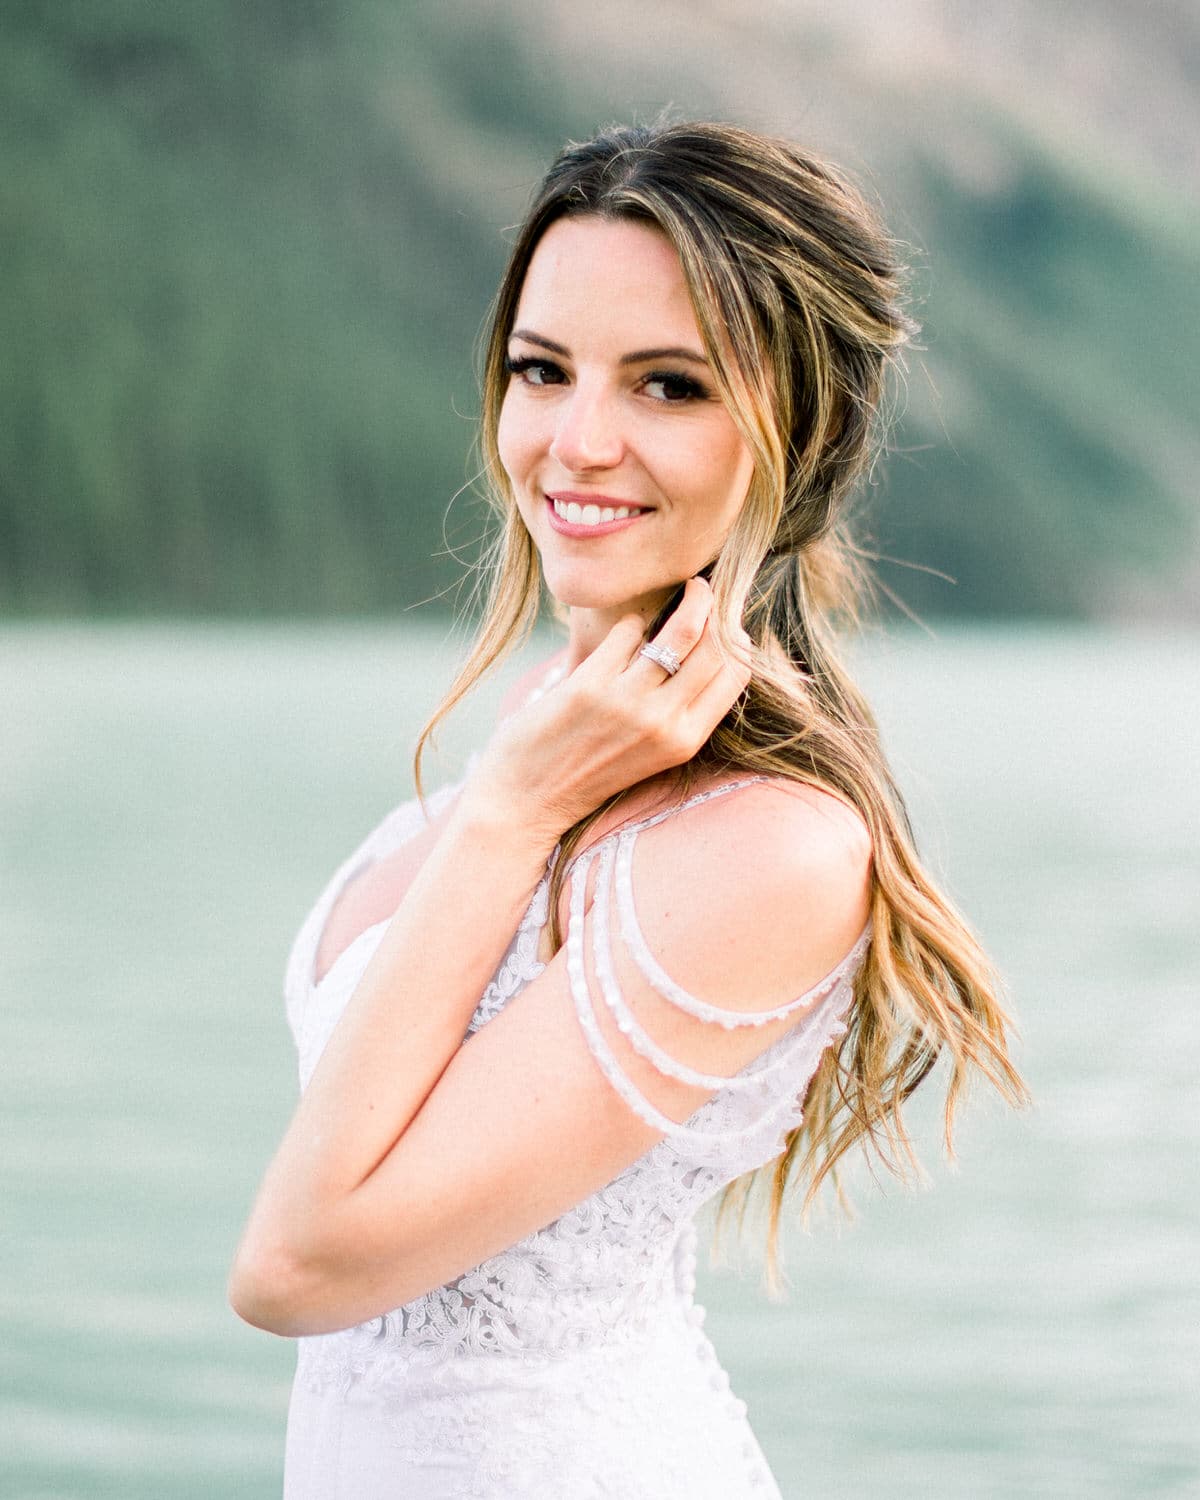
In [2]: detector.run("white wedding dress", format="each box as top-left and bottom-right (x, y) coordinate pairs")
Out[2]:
(280, 771), (869, 1499)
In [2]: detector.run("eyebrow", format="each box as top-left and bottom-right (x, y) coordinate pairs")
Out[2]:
(509, 329), (709, 367)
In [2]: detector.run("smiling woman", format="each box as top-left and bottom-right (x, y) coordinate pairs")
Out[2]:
(499, 216), (755, 629)
(230, 120), (1027, 1499)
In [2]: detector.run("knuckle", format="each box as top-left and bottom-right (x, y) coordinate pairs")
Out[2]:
(677, 717), (706, 757)
(618, 614), (647, 646)
(572, 679), (604, 715)
(667, 619), (704, 655)
(648, 713), (680, 754)
(644, 701), (670, 735)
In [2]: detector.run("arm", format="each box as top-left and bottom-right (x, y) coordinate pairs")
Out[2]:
(228, 582), (866, 1334)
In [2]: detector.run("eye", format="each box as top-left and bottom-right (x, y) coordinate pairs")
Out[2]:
(641, 371), (710, 403)
(504, 355), (567, 387)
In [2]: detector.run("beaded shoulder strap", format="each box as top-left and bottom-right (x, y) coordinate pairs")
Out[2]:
(561, 777), (870, 1148)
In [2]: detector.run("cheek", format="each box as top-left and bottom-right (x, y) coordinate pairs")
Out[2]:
(697, 425), (755, 513)
(496, 391), (554, 487)
(495, 394), (523, 482)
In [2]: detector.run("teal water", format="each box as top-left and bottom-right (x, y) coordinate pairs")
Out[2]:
(2, 623), (1197, 1499)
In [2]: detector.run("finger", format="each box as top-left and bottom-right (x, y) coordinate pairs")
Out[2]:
(584, 612), (651, 677)
(656, 614), (751, 707)
(628, 577), (711, 681)
(670, 620), (751, 708)
(681, 650), (752, 734)
(656, 615), (723, 697)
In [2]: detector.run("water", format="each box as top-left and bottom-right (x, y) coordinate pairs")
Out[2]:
(2, 622), (1197, 1498)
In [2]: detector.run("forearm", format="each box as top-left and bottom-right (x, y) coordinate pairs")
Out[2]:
(230, 589), (749, 1332)
(232, 791), (556, 1310)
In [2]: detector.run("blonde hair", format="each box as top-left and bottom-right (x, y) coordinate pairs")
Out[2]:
(417, 120), (1027, 1275)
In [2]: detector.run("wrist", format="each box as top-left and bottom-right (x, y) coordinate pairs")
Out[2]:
(452, 777), (564, 862)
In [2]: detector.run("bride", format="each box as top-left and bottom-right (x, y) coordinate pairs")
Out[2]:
(230, 120), (1026, 1498)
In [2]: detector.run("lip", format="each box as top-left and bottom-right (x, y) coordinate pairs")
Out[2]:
(544, 492), (652, 539)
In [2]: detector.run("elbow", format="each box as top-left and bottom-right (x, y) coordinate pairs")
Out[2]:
(228, 1222), (399, 1337)
(227, 1234), (324, 1338)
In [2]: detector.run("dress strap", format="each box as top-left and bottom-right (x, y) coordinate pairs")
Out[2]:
(560, 776), (766, 884)
(618, 776), (767, 838)
(590, 841), (847, 1091)
(562, 795), (870, 1154)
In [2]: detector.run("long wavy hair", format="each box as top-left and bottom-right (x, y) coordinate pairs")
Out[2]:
(416, 120), (1027, 1276)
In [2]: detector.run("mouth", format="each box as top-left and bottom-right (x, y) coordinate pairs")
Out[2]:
(545, 492), (652, 537)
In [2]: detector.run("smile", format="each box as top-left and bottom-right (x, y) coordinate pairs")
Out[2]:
(545, 494), (651, 537)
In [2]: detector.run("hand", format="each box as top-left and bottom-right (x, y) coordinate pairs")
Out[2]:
(464, 577), (753, 841)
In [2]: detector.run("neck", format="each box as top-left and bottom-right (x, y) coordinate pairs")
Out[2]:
(564, 591), (672, 671)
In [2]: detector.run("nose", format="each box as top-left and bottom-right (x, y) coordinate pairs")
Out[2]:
(548, 384), (624, 472)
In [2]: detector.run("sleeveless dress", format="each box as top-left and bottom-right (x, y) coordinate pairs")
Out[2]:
(280, 771), (870, 1499)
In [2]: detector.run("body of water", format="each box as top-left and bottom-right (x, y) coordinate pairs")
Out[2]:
(2, 622), (1196, 1498)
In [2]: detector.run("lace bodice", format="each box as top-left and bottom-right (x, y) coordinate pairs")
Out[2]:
(282, 772), (868, 1405)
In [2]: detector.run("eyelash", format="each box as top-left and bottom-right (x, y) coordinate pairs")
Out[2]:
(503, 355), (709, 404)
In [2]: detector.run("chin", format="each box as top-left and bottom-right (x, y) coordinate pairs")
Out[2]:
(542, 569), (673, 618)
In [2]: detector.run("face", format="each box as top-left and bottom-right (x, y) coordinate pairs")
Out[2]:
(496, 215), (754, 628)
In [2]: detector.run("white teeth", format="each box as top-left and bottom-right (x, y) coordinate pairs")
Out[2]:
(552, 498), (644, 526)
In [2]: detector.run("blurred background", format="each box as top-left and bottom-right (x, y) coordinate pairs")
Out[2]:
(3, 3), (1197, 1497)
(4, 0), (1199, 619)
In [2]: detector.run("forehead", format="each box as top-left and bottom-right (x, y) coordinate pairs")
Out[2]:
(512, 216), (702, 346)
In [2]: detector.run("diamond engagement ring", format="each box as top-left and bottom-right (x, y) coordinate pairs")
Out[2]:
(638, 641), (682, 676)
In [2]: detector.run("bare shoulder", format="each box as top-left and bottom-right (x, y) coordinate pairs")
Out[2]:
(638, 774), (871, 893)
(621, 775), (872, 1012)
(734, 776), (872, 891)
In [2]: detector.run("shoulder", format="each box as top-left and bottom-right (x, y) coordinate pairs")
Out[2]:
(630, 775), (871, 906)
(601, 775), (872, 1014)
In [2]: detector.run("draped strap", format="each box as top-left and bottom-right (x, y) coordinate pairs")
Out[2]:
(563, 779), (870, 1155)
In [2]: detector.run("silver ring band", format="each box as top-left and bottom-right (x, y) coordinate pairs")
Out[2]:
(638, 641), (682, 676)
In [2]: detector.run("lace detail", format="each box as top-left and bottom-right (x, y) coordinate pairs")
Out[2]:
(293, 1143), (714, 1396)
(465, 858), (554, 1036)
(291, 1314), (780, 1497)
(282, 773), (868, 1498)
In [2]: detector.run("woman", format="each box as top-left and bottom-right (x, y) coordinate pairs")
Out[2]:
(230, 121), (1027, 1498)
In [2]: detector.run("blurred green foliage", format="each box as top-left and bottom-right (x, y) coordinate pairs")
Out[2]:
(2, 3), (1195, 616)
(879, 127), (1199, 616)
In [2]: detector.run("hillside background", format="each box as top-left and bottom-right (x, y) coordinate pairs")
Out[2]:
(3, 0), (1197, 618)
